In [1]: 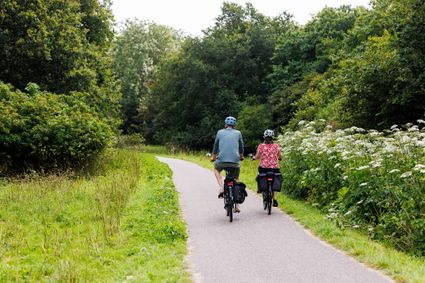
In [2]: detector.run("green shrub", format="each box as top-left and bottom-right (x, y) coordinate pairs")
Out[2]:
(279, 121), (425, 255)
(0, 82), (112, 171)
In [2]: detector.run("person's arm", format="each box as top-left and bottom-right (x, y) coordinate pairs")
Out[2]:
(254, 147), (261, 160)
(254, 144), (261, 160)
(211, 133), (219, 161)
(239, 132), (244, 160)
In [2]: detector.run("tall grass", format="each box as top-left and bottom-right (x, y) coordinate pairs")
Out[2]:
(0, 149), (189, 282)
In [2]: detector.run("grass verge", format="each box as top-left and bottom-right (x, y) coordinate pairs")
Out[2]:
(0, 149), (189, 282)
(171, 151), (425, 283)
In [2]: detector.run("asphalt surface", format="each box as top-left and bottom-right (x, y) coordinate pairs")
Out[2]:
(157, 157), (393, 283)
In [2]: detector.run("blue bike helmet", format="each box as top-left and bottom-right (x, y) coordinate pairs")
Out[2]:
(224, 116), (237, 126)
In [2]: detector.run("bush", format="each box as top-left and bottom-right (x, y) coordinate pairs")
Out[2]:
(0, 82), (112, 171)
(278, 120), (425, 255)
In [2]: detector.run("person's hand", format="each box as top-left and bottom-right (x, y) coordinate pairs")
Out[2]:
(210, 153), (217, 162)
(239, 154), (244, 161)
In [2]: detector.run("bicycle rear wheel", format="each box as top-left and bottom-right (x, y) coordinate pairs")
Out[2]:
(228, 203), (233, 222)
(262, 192), (267, 210)
(267, 190), (272, 215)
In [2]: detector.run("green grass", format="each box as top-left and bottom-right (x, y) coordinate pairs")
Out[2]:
(171, 151), (425, 283)
(0, 149), (189, 282)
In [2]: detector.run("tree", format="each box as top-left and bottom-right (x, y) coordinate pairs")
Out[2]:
(112, 20), (181, 133)
(237, 104), (272, 152)
(269, 6), (359, 129)
(0, 0), (120, 127)
(148, 2), (286, 148)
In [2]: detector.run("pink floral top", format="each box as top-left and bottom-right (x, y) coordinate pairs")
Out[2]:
(257, 143), (281, 169)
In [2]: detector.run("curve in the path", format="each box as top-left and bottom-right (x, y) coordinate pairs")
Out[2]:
(157, 157), (393, 283)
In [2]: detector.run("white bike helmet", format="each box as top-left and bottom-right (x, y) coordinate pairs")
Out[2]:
(263, 129), (274, 138)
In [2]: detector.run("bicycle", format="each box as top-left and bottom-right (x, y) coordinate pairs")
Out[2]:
(262, 171), (275, 215)
(223, 169), (236, 222)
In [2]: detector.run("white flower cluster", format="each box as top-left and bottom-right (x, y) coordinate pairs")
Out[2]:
(278, 121), (425, 184)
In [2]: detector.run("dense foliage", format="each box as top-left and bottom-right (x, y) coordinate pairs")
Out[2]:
(279, 121), (425, 255)
(0, 82), (111, 170)
(272, 0), (425, 130)
(112, 20), (181, 134)
(119, 1), (425, 149)
(146, 3), (290, 148)
(0, 0), (120, 126)
(0, 0), (119, 171)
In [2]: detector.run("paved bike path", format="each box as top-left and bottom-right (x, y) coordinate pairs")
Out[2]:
(157, 157), (393, 283)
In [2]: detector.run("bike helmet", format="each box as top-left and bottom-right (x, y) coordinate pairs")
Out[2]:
(224, 116), (237, 126)
(263, 129), (274, 138)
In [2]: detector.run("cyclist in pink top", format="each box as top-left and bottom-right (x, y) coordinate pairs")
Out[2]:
(254, 129), (282, 207)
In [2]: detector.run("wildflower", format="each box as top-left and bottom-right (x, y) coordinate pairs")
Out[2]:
(298, 120), (306, 126)
(408, 125), (419, 132)
(400, 171), (412, 178)
(352, 225), (360, 229)
(334, 163), (341, 168)
(417, 119), (425, 124)
(369, 160), (382, 168)
(356, 200), (364, 205)
(344, 210), (352, 216)
(417, 140), (425, 147)
(356, 165), (369, 171)
(390, 124), (398, 130)
(359, 182), (368, 187)
(413, 164), (425, 171)
(389, 169), (400, 174)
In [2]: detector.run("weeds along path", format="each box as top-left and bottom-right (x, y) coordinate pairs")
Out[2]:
(158, 157), (393, 283)
(0, 151), (189, 282)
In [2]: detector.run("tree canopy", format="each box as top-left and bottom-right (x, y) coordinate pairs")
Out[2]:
(0, 0), (119, 171)
(2, 0), (425, 168)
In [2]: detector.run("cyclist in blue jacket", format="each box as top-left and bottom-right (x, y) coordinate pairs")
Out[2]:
(211, 116), (244, 212)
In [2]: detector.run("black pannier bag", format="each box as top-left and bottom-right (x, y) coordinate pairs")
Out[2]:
(233, 182), (248, 204)
(256, 172), (282, 192)
(256, 173), (268, 192)
(272, 173), (282, 192)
